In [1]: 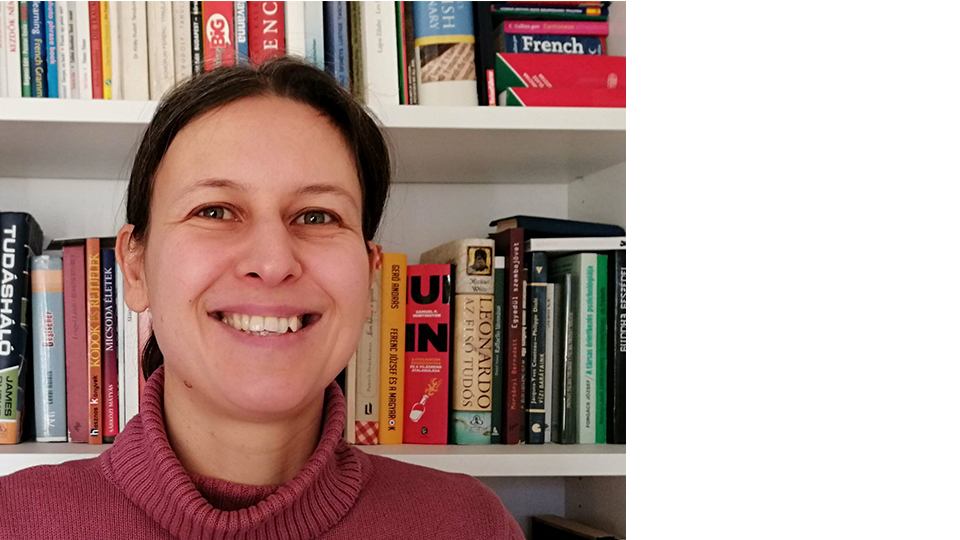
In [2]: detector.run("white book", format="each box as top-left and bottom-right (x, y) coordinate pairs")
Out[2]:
(525, 236), (627, 254)
(147, 1), (175, 100)
(356, 268), (381, 440)
(55, 2), (67, 97)
(115, 258), (125, 431)
(2, 1), (21, 97)
(0, 3), (7, 97)
(360, 2), (399, 109)
(123, 292), (139, 424)
(65, 1), (79, 97)
(74, 1), (92, 99)
(120, 1), (147, 100)
(303, 1), (323, 69)
(170, 1), (190, 83)
(108, 1), (121, 99)
(345, 353), (357, 444)
(284, 1), (305, 57)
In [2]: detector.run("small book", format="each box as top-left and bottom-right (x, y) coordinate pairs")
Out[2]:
(526, 236), (626, 253)
(500, 87), (625, 108)
(492, 215), (625, 238)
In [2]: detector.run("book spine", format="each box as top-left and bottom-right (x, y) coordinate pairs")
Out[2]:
(19, 1), (28, 96)
(147, 1), (173, 98)
(246, 0), (283, 66)
(65, 1), (78, 96)
(321, 1), (348, 89)
(137, 309), (150, 400)
(450, 293), (494, 444)
(412, 0), (475, 106)
(188, 1), (201, 73)
(502, 86), (625, 108)
(55, 1), (69, 97)
(344, 352), (356, 444)
(494, 52), (625, 96)
(171, 1), (190, 81)
(232, 1), (246, 64)
(85, 237), (102, 444)
(27, 1), (44, 97)
(403, 264), (452, 444)
(0, 5), (6, 96)
(99, 0), (111, 98)
(100, 247), (118, 441)
(354, 267), (380, 445)
(43, 1), (55, 97)
(499, 33), (604, 56)
(543, 282), (554, 443)
(520, 270), (527, 442)
(88, 0), (101, 98)
(552, 273), (576, 444)
(31, 255), (68, 441)
(490, 228), (525, 444)
(108, 0), (120, 98)
(346, 1), (362, 100)
(114, 257), (124, 430)
(502, 20), (609, 36)
(525, 252), (547, 443)
(490, 255), (504, 443)
(490, 5), (609, 21)
(3, 2), (21, 97)
(608, 249), (625, 444)
(302, 0), (322, 68)
(0, 213), (44, 444)
(595, 253), (607, 443)
(377, 252), (406, 444)
(62, 244), (87, 443)
(283, 0), (303, 56)
(74, 0), (91, 99)
(472, 1), (495, 106)
(119, 0), (146, 100)
(122, 282), (139, 425)
(201, 0), (234, 69)
(359, 1), (398, 107)
(577, 254), (597, 443)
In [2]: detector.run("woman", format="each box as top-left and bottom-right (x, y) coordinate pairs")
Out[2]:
(0, 58), (524, 540)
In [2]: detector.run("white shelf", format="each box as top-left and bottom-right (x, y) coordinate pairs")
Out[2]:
(0, 98), (625, 183)
(0, 441), (625, 478)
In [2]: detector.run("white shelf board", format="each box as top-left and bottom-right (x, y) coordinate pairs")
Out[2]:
(0, 441), (625, 478)
(0, 98), (625, 183)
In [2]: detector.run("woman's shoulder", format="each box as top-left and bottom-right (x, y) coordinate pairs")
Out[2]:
(0, 456), (111, 530)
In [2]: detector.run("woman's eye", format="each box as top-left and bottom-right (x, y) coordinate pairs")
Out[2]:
(197, 206), (234, 220)
(296, 210), (337, 225)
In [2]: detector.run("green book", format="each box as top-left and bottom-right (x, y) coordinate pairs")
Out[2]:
(19, 2), (30, 97)
(490, 255), (505, 444)
(595, 254), (607, 444)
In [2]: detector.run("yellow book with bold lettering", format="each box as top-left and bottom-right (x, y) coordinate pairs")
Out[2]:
(377, 253), (406, 445)
(100, 2), (112, 99)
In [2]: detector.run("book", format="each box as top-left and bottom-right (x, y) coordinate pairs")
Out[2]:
(489, 227), (525, 444)
(501, 20), (608, 36)
(492, 215), (625, 238)
(543, 281), (555, 443)
(63, 1), (77, 97)
(526, 236), (626, 253)
(472, 1), (496, 106)
(501, 86), (624, 107)
(403, 264), (452, 444)
(494, 52), (624, 96)
(595, 253), (607, 444)
(284, 0), (304, 57)
(525, 251), (547, 444)
(100, 246), (119, 442)
(302, 0), (322, 69)
(108, 0), (120, 99)
(420, 238), (496, 444)
(31, 255), (67, 442)
(89, 0), (102, 98)
(100, 0), (111, 99)
(412, 1), (476, 106)
(322, 1), (348, 89)
(490, 255), (505, 443)
(549, 253), (598, 444)
(531, 515), (618, 540)
(377, 252), (406, 444)
(27, 1), (45, 97)
(189, 1), (202, 73)
(550, 273), (575, 444)
(119, 0), (147, 100)
(496, 33), (604, 56)
(137, 309), (151, 397)
(19, 1), (29, 97)
(344, 352), (356, 444)
(62, 244), (87, 443)
(232, 0), (246, 65)
(202, 0), (233, 69)
(395, 1), (415, 104)
(2, 2), (22, 97)
(247, 0), (284, 66)
(85, 238), (102, 444)
(114, 256), (125, 430)
(0, 212), (44, 444)
(147, 1), (174, 99)
(171, 1), (191, 82)
(358, 1), (398, 108)
(346, 2), (362, 99)
(43, 1), (56, 98)
(490, 4), (610, 21)
(354, 267), (380, 445)
(122, 273), (139, 427)
(607, 249), (625, 444)
(73, 1), (92, 99)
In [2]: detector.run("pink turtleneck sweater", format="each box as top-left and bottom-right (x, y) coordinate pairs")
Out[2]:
(0, 366), (524, 539)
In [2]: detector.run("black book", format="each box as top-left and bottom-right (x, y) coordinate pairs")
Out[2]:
(472, 1), (496, 106)
(525, 252), (548, 444)
(532, 515), (619, 540)
(607, 249), (626, 444)
(190, 2), (203, 74)
(491, 215), (625, 239)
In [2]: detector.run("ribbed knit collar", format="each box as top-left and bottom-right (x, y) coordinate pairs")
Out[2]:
(99, 365), (364, 539)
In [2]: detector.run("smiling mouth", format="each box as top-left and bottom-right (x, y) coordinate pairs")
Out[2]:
(212, 311), (320, 336)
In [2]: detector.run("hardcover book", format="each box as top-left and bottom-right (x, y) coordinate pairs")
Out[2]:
(247, 0), (284, 66)
(471, 1), (496, 106)
(412, 1), (476, 106)
(525, 252), (548, 444)
(403, 264), (452, 444)
(501, 20), (609, 36)
(62, 244), (88, 443)
(489, 227), (525, 444)
(490, 255), (505, 443)
(500, 87), (625, 107)
(607, 249), (625, 444)
(377, 252), (406, 444)
(232, 1), (247, 65)
(354, 268), (380, 445)
(27, 1), (45, 97)
(492, 215), (625, 238)
(31, 254), (67, 442)
(85, 238), (102, 444)
(322, 1), (348, 89)
(101, 247), (119, 442)
(189, 1), (202, 73)
(496, 32), (604, 56)
(494, 52), (624, 96)
(43, 0), (56, 97)
(490, 4), (609, 21)
(89, 0), (102, 99)
(395, 1), (416, 104)
(202, 0), (234, 69)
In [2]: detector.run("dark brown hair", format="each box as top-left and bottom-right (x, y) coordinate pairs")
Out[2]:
(127, 56), (391, 379)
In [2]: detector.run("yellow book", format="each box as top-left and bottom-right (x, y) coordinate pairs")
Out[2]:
(378, 253), (407, 445)
(100, 1), (112, 99)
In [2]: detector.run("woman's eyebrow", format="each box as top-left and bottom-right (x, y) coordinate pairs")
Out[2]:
(173, 178), (248, 204)
(296, 183), (360, 210)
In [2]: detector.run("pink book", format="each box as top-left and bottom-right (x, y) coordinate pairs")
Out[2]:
(62, 245), (88, 443)
(502, 20), (608, 36)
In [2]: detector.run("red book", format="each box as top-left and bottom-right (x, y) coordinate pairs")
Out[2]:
(501, 20), (609, 36)
(501, 87), (625, 107)
(202, 1), (235, 70)
(85, 238), (102, 445)
(89, 2), (103, 99)
(490, 228), (525, 444)
(62, 245), (88, 443)
(247, 1), (285, 65)
(403, 265), (452, 444)
(494, 52), (625, 96)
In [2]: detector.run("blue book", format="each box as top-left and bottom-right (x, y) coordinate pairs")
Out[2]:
(31, 255), (68, 441)
(304, 1), (324, 69)
(44, 1), (57, 97)
(28, 1), (46, 97)
(322, 1), (349, 89)
(234, 1), (248, 65)
(499, 33), (604, 55)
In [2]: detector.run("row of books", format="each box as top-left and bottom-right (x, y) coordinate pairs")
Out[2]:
(0, 1), (626, 108)
(341, 215), (627, 446)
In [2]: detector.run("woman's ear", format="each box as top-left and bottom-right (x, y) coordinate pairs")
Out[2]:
(116, 224), (150, 313)
(364, 242), (383, 320)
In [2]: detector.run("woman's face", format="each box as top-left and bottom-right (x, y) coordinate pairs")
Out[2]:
(119, 95), (377, 421)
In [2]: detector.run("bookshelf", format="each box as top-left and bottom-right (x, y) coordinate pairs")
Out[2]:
(0, 3), (627, 538)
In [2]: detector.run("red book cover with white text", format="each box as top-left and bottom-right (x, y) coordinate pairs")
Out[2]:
(247, 1), (285, 65)
(89, 2), (103, 98)
(202, 1), (235, 70)
(403, 264), (452, 444)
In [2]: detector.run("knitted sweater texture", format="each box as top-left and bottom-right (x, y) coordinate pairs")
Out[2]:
(0, 366), (524, 539)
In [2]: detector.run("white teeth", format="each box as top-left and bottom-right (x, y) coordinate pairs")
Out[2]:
(218, 312), (305, 335)
(231, 313), (241, 329)
(241, 314), (251, 330)
(249, 315), (264, 332)
(289, 316), (301, 332)
(263, 316), (279, 333)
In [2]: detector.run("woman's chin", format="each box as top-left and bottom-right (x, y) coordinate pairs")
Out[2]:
(213, 373), (325, 421)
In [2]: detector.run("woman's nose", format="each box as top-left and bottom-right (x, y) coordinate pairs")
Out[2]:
(235, 219), (303, 287)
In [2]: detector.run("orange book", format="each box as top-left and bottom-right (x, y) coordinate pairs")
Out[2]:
(85, 238), (103, 444)
(378, 253), (407, 445)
